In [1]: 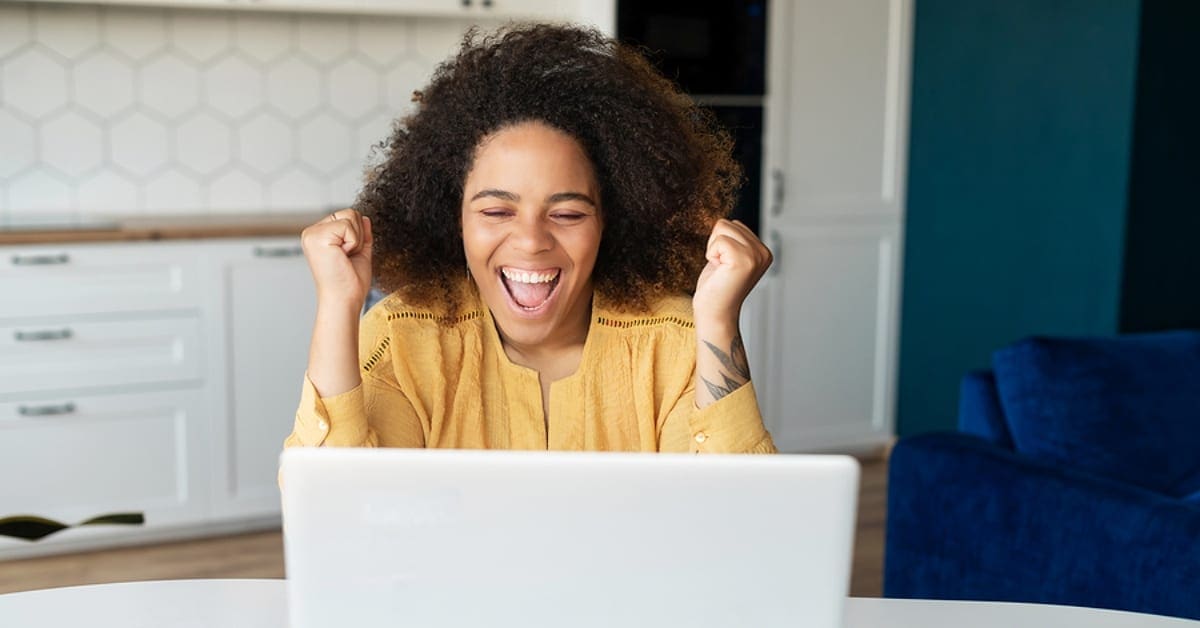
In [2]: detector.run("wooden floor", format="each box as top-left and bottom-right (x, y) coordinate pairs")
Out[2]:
(850, 456), (887, 596)
(0, 458), (887, 597)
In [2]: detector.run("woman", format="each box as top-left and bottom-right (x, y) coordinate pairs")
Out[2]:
(285, 23), (775, 453)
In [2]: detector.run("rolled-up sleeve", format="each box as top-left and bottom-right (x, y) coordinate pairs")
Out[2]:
(659, 381), (776, 454)
(283, 296), (433, 450)
(284, 374), (377, 447)
(284, 367), (428, 449)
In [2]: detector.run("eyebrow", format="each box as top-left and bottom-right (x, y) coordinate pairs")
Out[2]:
(470, 188), (519, 202)
(547, 192), (597, 207)
(469, 188), (597, 208)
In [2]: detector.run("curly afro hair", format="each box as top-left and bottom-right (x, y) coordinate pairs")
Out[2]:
(356, 22), (742, 314)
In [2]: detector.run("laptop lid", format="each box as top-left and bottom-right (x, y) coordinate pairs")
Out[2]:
(280, 448), (859, 628)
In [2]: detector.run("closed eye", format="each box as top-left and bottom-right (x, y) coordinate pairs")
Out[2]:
(481, 209), (514, 218)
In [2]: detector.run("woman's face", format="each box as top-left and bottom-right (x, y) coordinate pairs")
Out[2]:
(461, 121), (603, 349)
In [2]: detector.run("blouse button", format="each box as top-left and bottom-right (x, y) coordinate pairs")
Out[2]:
(317, 420), (329, 431)
(694, 432), (708, 444)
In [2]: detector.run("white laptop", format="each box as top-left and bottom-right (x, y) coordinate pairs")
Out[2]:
(279, 448), (859, 628)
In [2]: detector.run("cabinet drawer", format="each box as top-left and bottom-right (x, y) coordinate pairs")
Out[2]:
(0, 242), (205, 318)
(0, 389), (210, 527)
(0, 315), (203, 396)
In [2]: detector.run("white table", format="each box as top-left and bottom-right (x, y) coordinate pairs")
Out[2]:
(1, 579), (1197, 627)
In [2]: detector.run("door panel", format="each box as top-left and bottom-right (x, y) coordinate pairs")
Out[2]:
(767, 0), (911, 217)
(763, 221), (900, 452)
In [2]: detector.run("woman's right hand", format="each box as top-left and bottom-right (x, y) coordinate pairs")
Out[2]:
(301, 209), (374, 310)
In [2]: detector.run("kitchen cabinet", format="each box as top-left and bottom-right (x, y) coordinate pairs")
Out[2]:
(0, 315), (204, 396)
(0, 236), (312, 559)
(756, 0), (912, 452)
(0, 390), (212, 535)
(206, 239), (314, 520)
(0, 244), (202, 320)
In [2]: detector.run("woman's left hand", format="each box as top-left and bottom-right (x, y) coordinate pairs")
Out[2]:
(692, 219), (773, 328)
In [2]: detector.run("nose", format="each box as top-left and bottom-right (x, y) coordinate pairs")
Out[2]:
(511, 214), (554, 254)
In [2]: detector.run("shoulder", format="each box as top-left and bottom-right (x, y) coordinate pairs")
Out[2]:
(360, 290), (486, 355)
(363, 284), (485, 331)
(594, 293), (694, 334)
(591, 294), (696, 389)
(358, 287), (486, 370)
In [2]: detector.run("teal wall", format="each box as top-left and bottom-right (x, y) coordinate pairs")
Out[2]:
(896, 0), (1142, 435)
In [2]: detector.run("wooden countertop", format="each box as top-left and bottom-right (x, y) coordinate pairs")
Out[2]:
(0, 213), (324, 246)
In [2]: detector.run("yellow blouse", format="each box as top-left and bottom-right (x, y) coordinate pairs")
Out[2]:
(284, 286), (776, 454)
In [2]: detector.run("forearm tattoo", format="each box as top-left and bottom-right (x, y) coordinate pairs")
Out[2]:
(700, 335), (751, 401)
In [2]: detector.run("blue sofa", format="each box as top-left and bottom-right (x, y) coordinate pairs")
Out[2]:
(884, 331), (1200, 620)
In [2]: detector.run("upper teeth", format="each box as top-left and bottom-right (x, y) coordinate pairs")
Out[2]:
(502, 268), (558, 284)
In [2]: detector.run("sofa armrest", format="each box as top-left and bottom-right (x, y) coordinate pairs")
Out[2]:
(884, 432), (1200, 620)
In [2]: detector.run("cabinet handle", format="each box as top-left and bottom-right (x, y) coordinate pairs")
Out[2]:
(768, 230), (782, 276)
(18, 402), (77, 417)
(11, 253), (70, 266)
(482, 0), (493, 7)
(461, 0), (471, 6)
(14, 328), (73, 342)
(253, 246), (303, 258)
(770, 169), (785, 216)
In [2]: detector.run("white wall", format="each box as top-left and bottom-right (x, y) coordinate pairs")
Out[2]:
(0, 2), (481, 218)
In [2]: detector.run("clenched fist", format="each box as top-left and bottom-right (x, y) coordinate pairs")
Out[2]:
(300, 209), (374, 310)
(692, 219), (773, 329)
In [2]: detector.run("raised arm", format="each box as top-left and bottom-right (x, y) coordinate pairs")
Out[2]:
(302, 209), (374, 398)
(651, 218), (775, 454)
(285, 209), (400, 449)
(692, 219), (772, 409)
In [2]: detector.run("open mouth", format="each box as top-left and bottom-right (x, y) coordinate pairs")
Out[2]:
(500, 267), (562, 312)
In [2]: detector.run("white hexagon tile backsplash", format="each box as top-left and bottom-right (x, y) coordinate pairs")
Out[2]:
(0, 2), (476, 218)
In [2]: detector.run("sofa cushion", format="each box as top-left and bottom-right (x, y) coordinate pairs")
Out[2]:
(957, 370), (1014, 449)
(992, 331), (1200, 497)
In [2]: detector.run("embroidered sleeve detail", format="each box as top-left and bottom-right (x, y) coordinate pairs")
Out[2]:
(595, 315), (694, 330)
(361, 336), (391, 373)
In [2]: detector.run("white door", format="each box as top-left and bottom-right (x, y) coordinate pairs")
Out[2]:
(759, 0), (912, 452)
